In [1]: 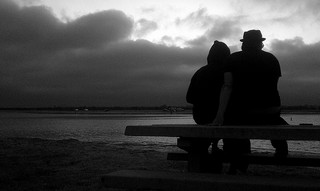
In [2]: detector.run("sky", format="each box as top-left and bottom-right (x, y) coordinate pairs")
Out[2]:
(1, 0), (320, 107)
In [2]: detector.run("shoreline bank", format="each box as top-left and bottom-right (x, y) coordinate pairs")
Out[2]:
(2, 109), (320, 115)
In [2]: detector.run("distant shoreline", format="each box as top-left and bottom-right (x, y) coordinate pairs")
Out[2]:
(0, 109), (192, 115)
(281, 110), (320, 114)
(1, 109), (320, 115)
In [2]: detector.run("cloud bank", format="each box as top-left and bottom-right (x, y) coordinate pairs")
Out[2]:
(271, 38), (320, 105)
(0, 0), (205, 107)
(1, 0), (320, 107)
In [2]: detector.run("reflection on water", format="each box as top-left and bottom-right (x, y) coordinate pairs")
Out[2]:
(0, 112), (194, 144)
(0, 111), (320, 154)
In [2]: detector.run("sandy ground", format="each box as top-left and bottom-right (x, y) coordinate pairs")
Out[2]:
(1, 138), (320, 191)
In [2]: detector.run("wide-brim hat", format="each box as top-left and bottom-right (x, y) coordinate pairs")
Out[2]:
(240, 30), (266, 42)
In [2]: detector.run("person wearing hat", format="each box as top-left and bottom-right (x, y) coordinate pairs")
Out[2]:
(186, 40), (230, 173)
(212, 30), (288, 174)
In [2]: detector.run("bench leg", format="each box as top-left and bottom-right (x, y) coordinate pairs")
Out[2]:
(187, 152), (222, 173)
(177, 138), (222, 173)
(187, 152), (202, 172)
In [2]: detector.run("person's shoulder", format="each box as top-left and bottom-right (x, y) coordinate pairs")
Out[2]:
(261, 50), (279, 61)
(228, 51), (243, 61)
(261, 50), (276, 57)
(198, 65), (209, 72)
(224, 51), (242, 71)
(230, 51), (243, 57)
(193, 65), (208, 76)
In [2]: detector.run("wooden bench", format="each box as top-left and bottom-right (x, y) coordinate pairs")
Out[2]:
(124, 124), (320, 140)
(126, 124), (320, 169)
(102, 124), (320, 190)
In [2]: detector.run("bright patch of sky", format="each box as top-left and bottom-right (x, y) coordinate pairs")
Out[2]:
(15, 0), (320, 48)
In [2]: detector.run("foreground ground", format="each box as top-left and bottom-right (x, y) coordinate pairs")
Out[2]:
(1, 138), (320, 191)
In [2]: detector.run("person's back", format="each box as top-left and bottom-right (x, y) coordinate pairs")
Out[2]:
(186, 64), (224, 124)
(225, 50), (281, 117)
(185, 40), (230, 173)
(187, 40), (230, 125)
(213, 30), (288, 174)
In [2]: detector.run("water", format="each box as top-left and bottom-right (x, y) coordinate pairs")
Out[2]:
(0, 111), (320, 154)
(0, 112), (194, 145)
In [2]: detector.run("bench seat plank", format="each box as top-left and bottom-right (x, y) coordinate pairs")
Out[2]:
(102, 170), (320, 191)
(125, 125), (320, 140)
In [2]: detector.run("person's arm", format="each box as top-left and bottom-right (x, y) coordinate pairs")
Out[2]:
(211, 72), (233, 125)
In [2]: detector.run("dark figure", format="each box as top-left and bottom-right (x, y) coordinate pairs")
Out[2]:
(187, 40), (230, 124)
(186, 40), (230, 172)
(213, 30), (288, 174)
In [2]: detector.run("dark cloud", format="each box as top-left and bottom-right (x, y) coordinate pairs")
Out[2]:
(271, 38), (320, 105)
(1, 38), (205, 107)
(0, 1), (61, 46)
(0, 1), (133, 50)
(0, 1), (207, 107)
(61, 10), (134, 49)
(1, 0), (320, 107)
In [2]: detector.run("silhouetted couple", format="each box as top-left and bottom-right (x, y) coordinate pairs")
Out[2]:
(186, 30), (288, 174)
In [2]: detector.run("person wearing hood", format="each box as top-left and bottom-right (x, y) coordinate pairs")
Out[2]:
(186, 40), (230, 173)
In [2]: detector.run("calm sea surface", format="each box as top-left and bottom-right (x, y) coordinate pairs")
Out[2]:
(0, 111), (320, 154)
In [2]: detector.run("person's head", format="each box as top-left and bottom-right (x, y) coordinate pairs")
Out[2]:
(207, 40), (230, 66)
(240, 30), (265, 51)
